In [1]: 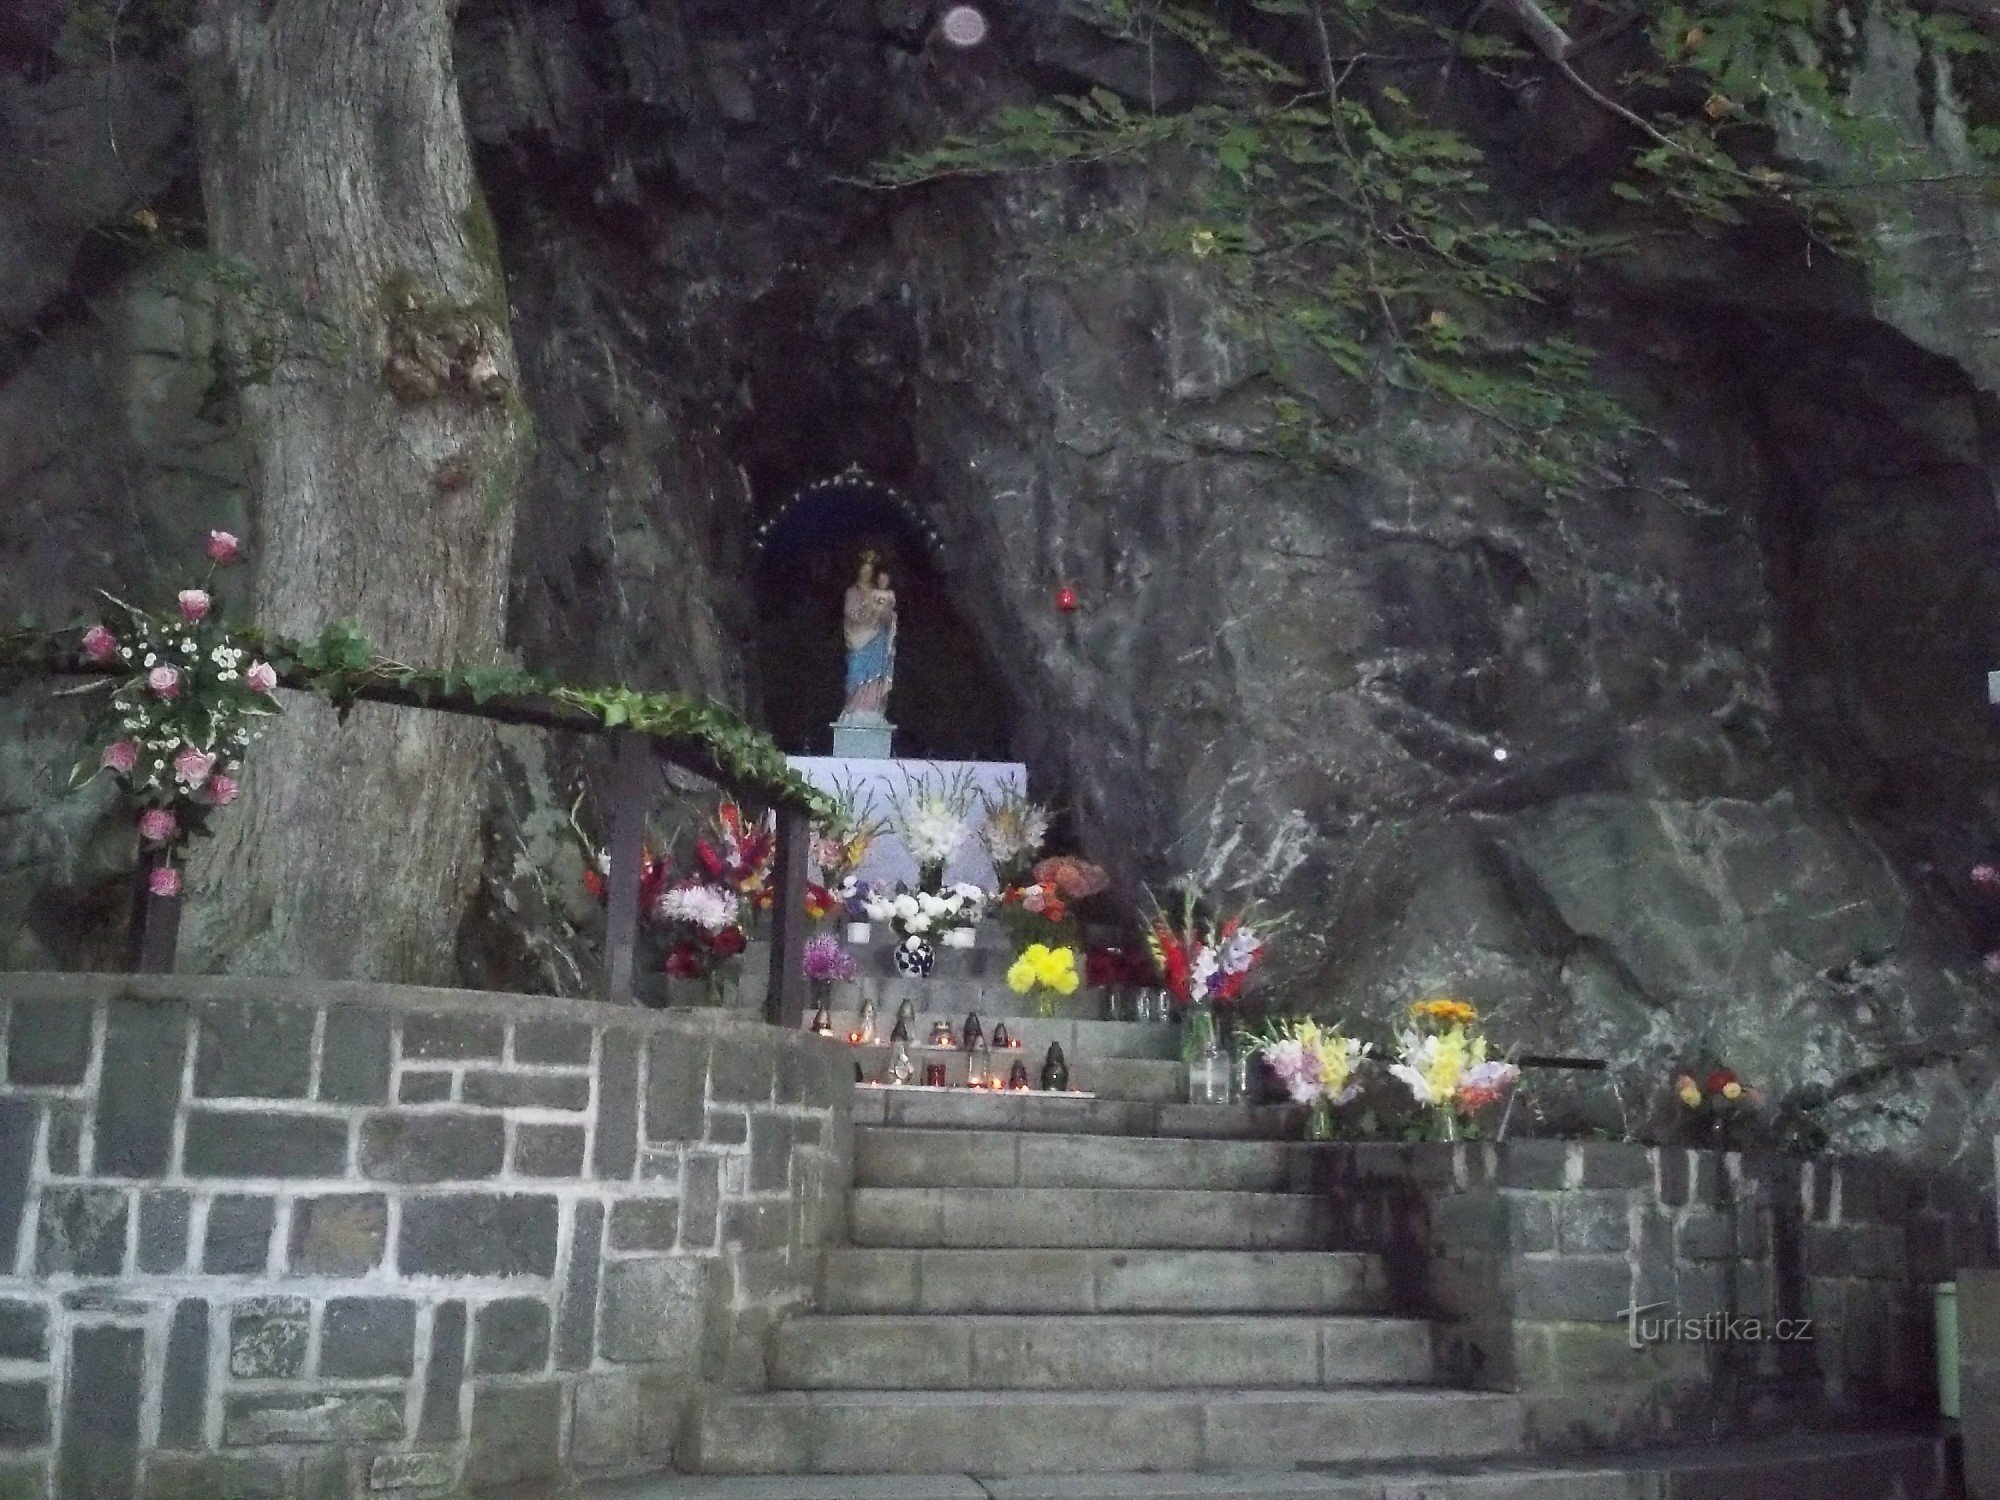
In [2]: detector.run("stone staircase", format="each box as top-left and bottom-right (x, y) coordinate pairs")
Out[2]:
(593, 969), (1954, 1499)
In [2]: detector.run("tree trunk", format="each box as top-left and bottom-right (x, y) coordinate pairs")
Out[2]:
(183, 0), (523, 981)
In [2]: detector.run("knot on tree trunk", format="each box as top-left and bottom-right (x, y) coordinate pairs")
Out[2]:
(380, 278), (511, 406)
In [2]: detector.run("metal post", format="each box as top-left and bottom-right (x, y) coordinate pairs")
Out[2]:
(767, 803), (810, 1029)
(602, 733), (652, 1004)
(126, 850), (181, 974)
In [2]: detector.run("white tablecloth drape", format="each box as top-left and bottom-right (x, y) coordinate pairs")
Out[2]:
(786, 757), (1028, 892)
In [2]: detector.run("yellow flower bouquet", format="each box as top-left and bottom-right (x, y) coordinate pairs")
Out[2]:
(1006, 942), (1080, 1017)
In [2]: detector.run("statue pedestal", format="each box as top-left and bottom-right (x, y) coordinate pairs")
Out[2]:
(831, 715), (895, 759)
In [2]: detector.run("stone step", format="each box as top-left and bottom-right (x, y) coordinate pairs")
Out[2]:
(817, 1249), (1391, 1315)
(846, 1048), (1185, 1101)
(849, 1187), (1330, 1250)
(816, 977), (1129, 1022)
(856, 1128), (1295, 1190)
(806, 1014), (1180, 1059)
(769, 1313), (1434, 1390)
(583, 1428), (1950, 1498)
(851, 1085), (1303, 1138)
(684, 1388), (1526, 1475)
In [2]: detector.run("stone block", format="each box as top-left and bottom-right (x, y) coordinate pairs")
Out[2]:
(473, 1297), (550, 1375)
(96, 1003), (184, 1178)
(601, 1256), (705, 1367)
(611, 1197), (681, 1251)
(0, 1303), (44, 1362)
(319, 1007), (392, 1104)
(320, 1297), (417, 1379)
(401, 1014), (503, 1061)
(203, 1195), (275, 1274)
(287, 1194), (387, 1276)
(416, 1301), (466, 1445)
(708, 1034), (774, 1104)
(183, 1111), (348, 1178)
(136, 1190), (191, 1273)
(58, 1324), (142, 1499)
(158, 1302), (208, 1449)
(397, 1193), (559, 1277)
(681, 1153), (722, 1250)
(229, 1297), (310, 1378)
(1495, 1141), (1572, 1190)
(514, 1123), (586, 1178)
(708, 1109), (750, 1146)
(196, 1001), (313, 1099)
(1658, 1149), (1691, 1207)
(749, 1114), (794, 1193)
(223, 1391), (403, 1446)
(1511, 1255), (1632, 1322)
(1502, 1192), (1559, 1253)
(596, 1039), (640, 1180)
(465, 1383), (562, 1488)
(724, 1199), (790, 1252)
(368, 1452), (455, 1491)
(1577, 1143), (1654, 1189)
(398, 1071), (452, 1105)
(557, 1200), (604, 1370)
(514, 1019), (594, 1065)
(462, 1070), (589, 1110)
(6, 1000), (92, 1086)
(1679, 1212), (1737, 1262)
(0, 1102), (27, 1274)
(0, 1382), (49, 1447)
(360, 1111), (504, 1182)
(296, 1450), (348, 1500)
(140, 1452), (293, 1499)
(572, 1372), (641, 1469)
(42, 1103), (81, 1175)
(646, 1035), (707, 1143)
(1560, 1192), (1633, 1255)
(35, 1186), (127, 1275)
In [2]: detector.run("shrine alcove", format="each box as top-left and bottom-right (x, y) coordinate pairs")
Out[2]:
(750, 472), (1018, 760)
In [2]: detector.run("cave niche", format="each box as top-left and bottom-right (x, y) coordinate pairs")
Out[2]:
(751, 470), (1017, 760)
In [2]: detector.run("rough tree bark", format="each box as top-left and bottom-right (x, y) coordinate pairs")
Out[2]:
(183, 0), (523, 981)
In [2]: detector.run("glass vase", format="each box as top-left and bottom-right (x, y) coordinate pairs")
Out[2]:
(1180, 998), (1217, 1065)
(1187, 1043), (1229, 1106)
(1304, 1098), (1334, 1141)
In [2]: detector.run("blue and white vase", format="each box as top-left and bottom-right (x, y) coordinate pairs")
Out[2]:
(894, 936), (936, 978)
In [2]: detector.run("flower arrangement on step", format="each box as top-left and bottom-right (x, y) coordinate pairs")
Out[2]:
(863, 882), (989, 974)
(889, 769), (979, 891)
(1007, 942), (1081, 1017)
(812, 775), (884, 888)
(979, 789), (1050, 887)
(994, 878), (1076, 947)
(1388, 999), (1520, 1141)
(804, 933), (859, 1024)
(1671, 1061), (1758, 1148)
(654, 879), (748, 998)
(1253, 1018), (1371, 1140)
(1033, 855), (1109, 902)
(697, 798), (774, 902)
(69, 529), (278, 899)
(1147, 887), (1273, 1012)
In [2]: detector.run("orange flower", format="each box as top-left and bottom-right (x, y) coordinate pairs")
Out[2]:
(1411, 998), (1478, 1028)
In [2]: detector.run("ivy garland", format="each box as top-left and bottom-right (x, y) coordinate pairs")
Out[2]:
(1, 535), (828, 893)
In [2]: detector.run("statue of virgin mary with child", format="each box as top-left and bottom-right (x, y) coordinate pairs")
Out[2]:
(840, 549), (896, 723)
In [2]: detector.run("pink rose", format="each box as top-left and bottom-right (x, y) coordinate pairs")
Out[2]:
(1974, 864), (2000, 890)
(102, 740), (139, 774)
(137, 807), (178, 843)
(177, 589), (211, 622)
(147, 665), (180, 699)
(148, 864), (182, 899)
(173, 747), (216, 789)
(80, 625), (119, 663)
(205, 773), (240, 807)
(245, 661), (278, 695)
(206, 530), (241, 563)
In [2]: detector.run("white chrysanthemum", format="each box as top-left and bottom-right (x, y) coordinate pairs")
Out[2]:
(892, 893), (919, 918)
(654, 883), (739, 933)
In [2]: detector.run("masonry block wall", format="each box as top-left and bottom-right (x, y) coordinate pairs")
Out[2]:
(0, 974), (854, 1500)
(1301, 1139), (1990, 1451)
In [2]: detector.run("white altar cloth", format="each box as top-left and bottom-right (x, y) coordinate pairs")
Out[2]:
(786, 757), (1028, 891)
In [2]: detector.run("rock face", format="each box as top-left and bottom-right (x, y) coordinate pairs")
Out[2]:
(3, 1), (1999, 1163)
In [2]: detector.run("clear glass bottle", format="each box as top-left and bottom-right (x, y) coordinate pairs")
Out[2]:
(886, 1035), (916, 1085)
(1187, 1042), (1229, 1105)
